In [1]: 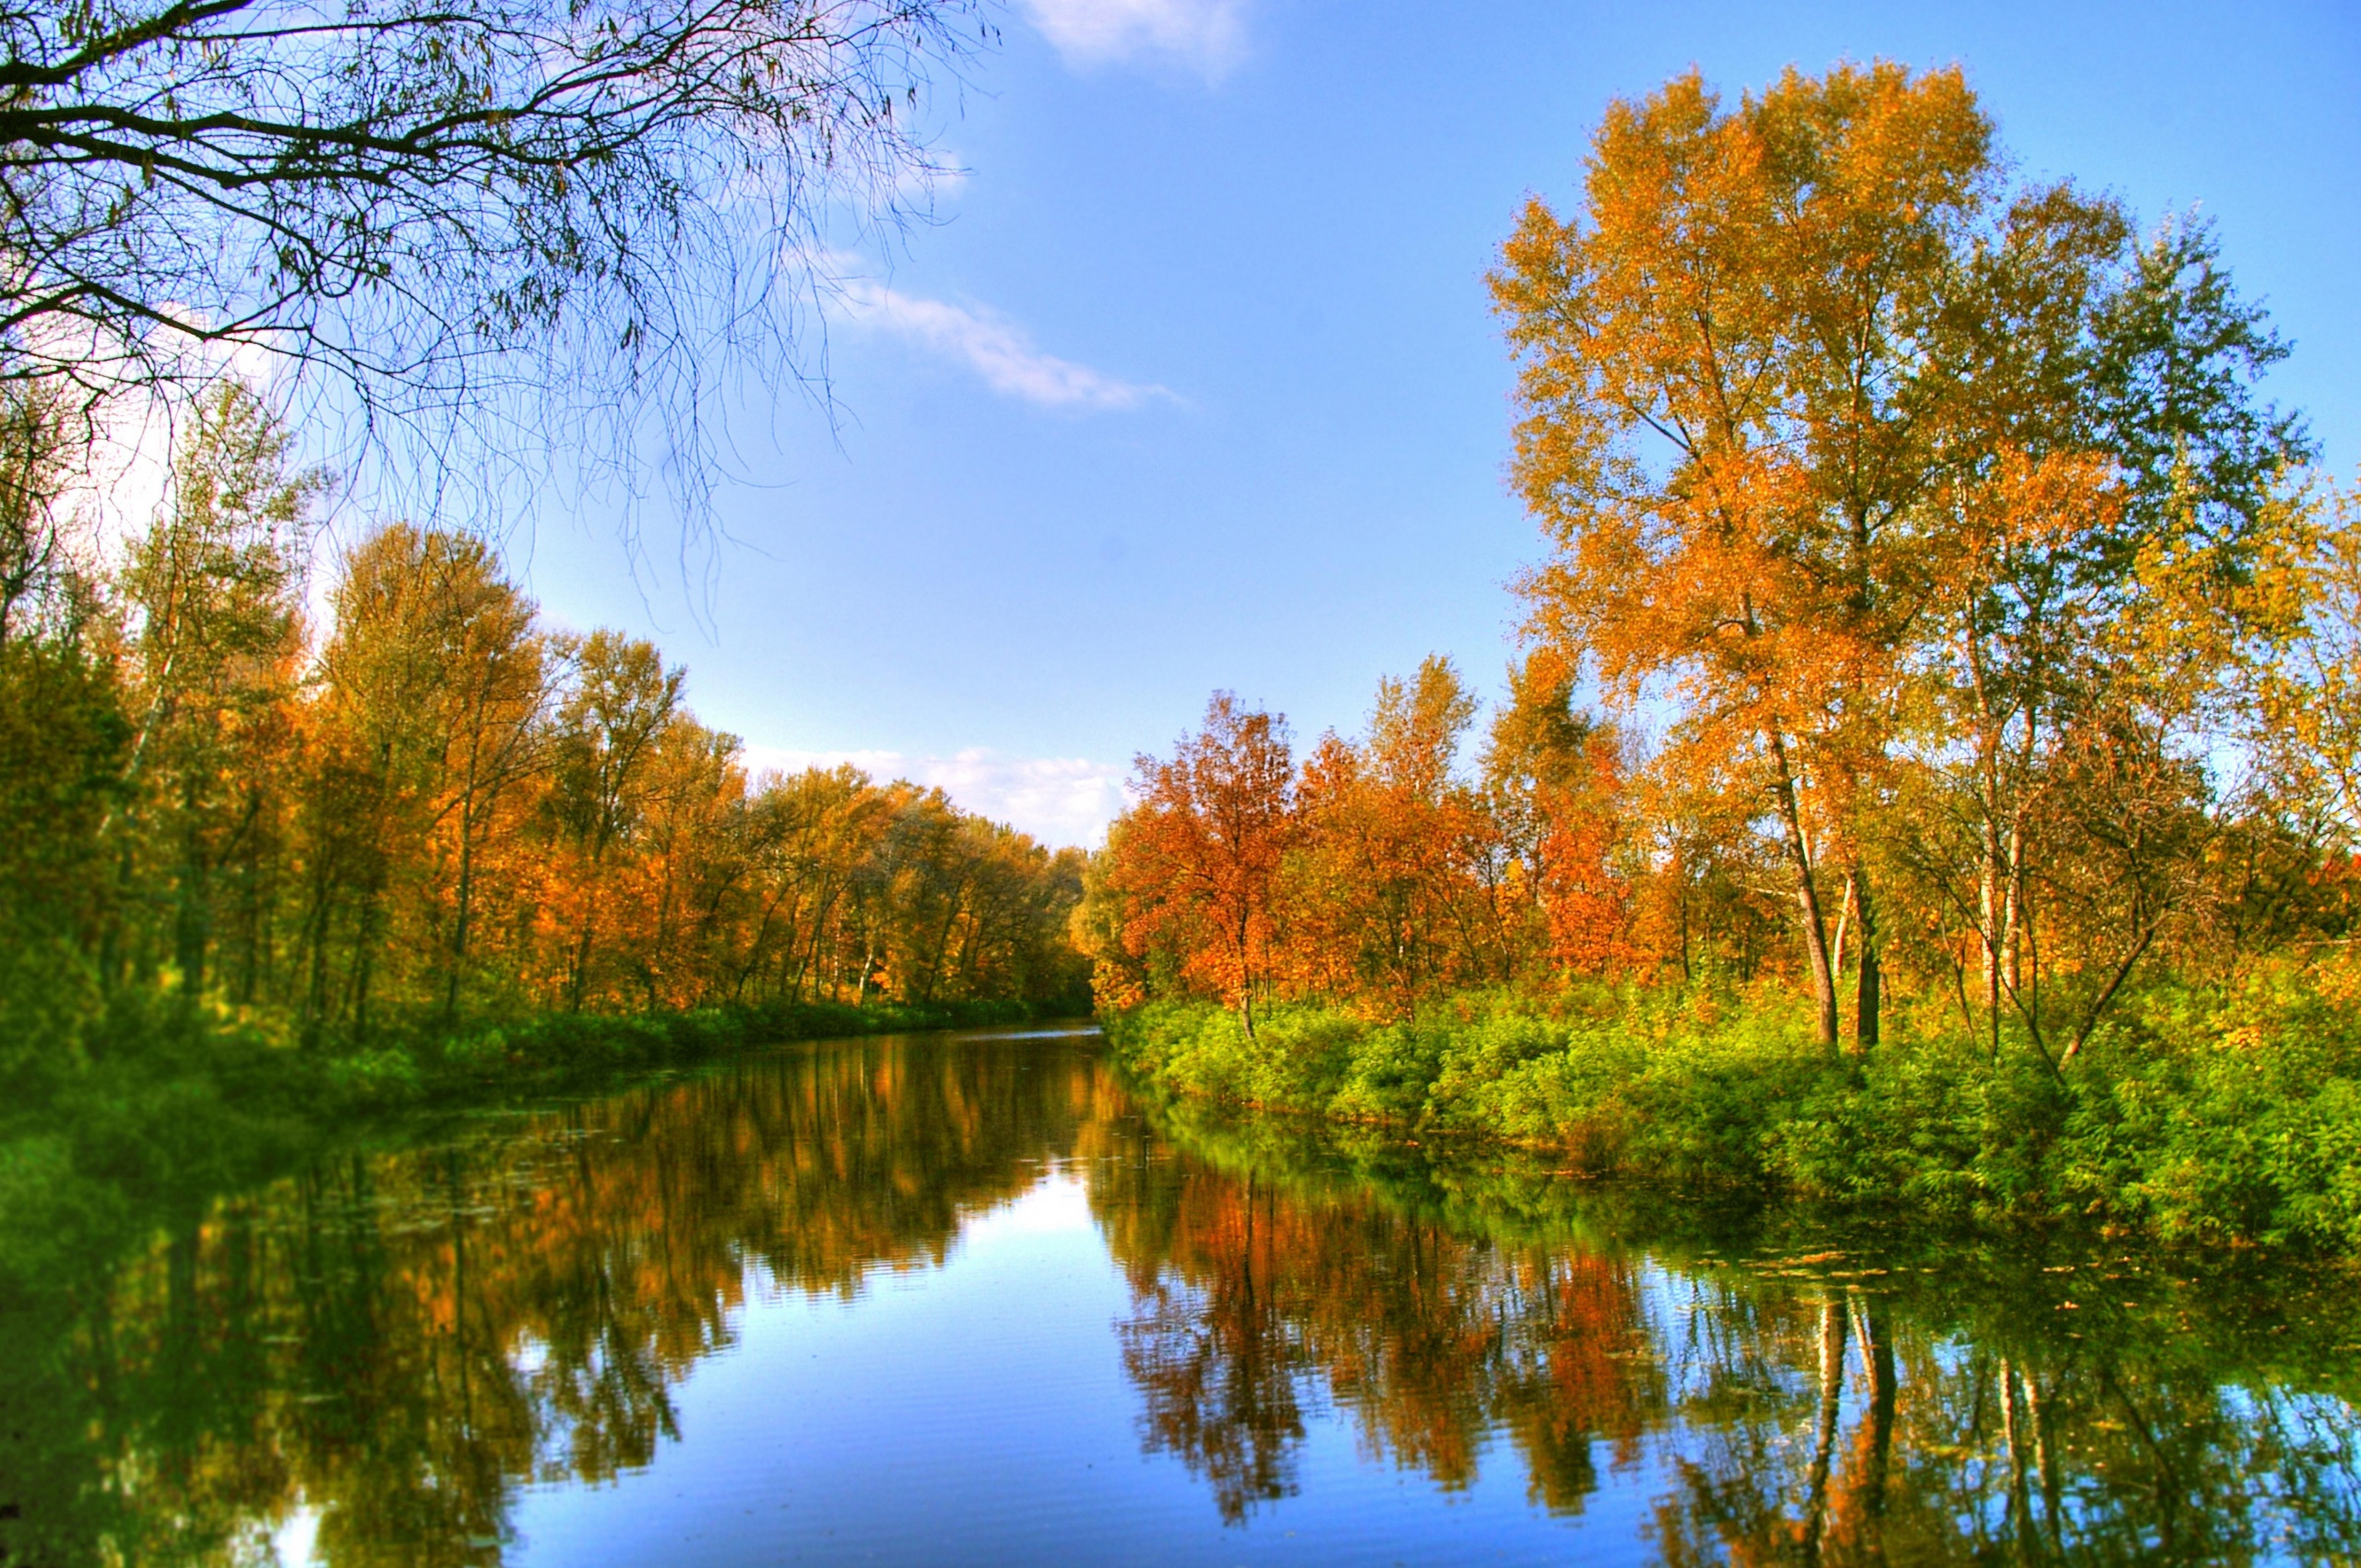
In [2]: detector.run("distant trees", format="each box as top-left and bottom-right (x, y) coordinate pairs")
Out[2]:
(1087, 64), (2353, 1055)
(1082, 664), (1643, 1026)
(0, 384), (1086, 1059)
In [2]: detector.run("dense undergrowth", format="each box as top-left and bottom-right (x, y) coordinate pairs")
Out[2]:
(1103, 961), (2361, 1253)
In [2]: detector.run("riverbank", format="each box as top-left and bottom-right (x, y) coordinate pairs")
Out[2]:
(18, 1022), (2359, 1567)
(1102, 965), (2361, 1253)
(0, 994), (1072, 1305)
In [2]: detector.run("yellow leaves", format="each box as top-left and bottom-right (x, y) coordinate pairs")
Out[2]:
(1491, 65), (2010, 796)
(2217, 1023), (2267, 1054)
(2313, 949), (2361, 1010)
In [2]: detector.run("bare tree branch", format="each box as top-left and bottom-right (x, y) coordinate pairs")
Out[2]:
(0, 0), (981, 540)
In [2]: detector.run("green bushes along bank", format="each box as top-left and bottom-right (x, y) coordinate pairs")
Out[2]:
(1102, 964), (2361, 1253)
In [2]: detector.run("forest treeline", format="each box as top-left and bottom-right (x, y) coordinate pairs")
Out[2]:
(0, 383), (1087, 1100)
(1082, 65), (2361, 1243)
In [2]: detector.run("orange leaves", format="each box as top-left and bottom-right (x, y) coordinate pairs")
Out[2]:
(1287, 659), (1500, 1014)
(1095, 660), (1650, 1018)
(1110, 62), (2323, 1049)
(1534, 769), (1631, 979)
(1105, 695), (1296, 1025)
(1940, 446), (2121, 575)
(1489, 62), (2120, 1042)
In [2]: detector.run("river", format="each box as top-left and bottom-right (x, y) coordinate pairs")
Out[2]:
(6, 1026), (2359, 1564)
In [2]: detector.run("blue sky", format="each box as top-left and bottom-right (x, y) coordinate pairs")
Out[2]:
(516, 0), (2359, 847)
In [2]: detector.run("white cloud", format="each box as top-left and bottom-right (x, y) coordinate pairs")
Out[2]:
(835, 277), (1168, 410)
(741, 744), (1129, 849)
(1019, 0), (1249, 78)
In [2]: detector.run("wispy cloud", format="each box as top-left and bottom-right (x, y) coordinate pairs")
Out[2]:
(835, 277), (1169, 410)
(742, 744), (1129, 849)
(1018, 0), (1250, 79)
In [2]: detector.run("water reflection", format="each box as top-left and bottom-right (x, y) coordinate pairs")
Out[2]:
(12, 1034), (1109, 1566)
(1107, 1102), (2361, 1563)
(1094, 1137), (1661, 1523)
(5, 1031), (2359, 1566)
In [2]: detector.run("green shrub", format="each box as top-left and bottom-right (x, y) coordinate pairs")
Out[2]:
(1103, 960), (2361, 1253)
(326, 1047), (428, 1108)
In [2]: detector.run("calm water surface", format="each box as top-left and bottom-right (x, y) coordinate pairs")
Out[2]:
(10, 1028), (2361, 1564)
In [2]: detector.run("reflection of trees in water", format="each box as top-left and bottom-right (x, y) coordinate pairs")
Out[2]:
(1101, 1116), (2361, 1560)
(1110, 1170), (1311, 1522)
(31, 1035), (1109, 1567)
(1091, 1119), (1663, 1523)
(1646, 1286), (2361, 1564)
(16, 1045), (2361, 1567)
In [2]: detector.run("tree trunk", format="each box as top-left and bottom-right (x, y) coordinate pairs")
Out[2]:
(1854, 1294), (1894, 1517)
(172, 784), (210, 994)
(1850, 867), (1880, 1053)
(1770, 731), (1840, 1045)
(445, 796), (477, 1027)
(2000, 1358), (2034, 1548)
(1980, 804), (2004, 1059)
(568, 901), (597, 1013)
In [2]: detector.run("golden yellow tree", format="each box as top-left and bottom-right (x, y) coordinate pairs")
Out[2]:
(1492, 64), (2311, 1051)
(1494, 65), (2005, 1045)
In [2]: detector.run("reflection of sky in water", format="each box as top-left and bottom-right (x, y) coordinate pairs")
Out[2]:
(272, 1504), (319, 1568)
(44, 1033), (2361, 1568)
(501, 1169), (1666, 1567)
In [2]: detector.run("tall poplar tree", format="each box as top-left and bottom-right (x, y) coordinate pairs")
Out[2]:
(1492, 63), (2308, 1050)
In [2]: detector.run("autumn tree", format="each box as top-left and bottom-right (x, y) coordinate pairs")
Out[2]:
(1481, 648), (1632, 980)
(2248, 483), (2361, 845)
(1493, 63), (2310, 1052)
(306, 526), (481, 1034)
(1889, 190), (2308, 1056)
(1493, 65), (1988, 1044)
(114, 382), (316, 995)
(1287, 657), (1495, 1016)
(396, 537), (552, 1022)
(735, 764), (891, 1004)
(1106, 695), (1295, 1037)
(0, 395), (1088, 1056)
(547, 632), (685, 1011)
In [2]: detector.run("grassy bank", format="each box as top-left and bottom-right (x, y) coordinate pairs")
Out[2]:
(1102, 964), (2361, 1252)
(0, 994), (1068, 1305)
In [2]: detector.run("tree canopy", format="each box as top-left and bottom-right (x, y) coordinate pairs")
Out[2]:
(1488, 63), (2313, 1050)
(1087, 64), (2345, 1094)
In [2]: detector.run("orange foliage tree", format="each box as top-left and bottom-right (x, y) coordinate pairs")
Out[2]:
(1287, 656), (1521, 1015)
(1100, 694), (1296, 1036)
(1489, 63), (2316, 1053)
(1490, 64), (2005, 1047)
(1088, 62), (2328, 1060)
